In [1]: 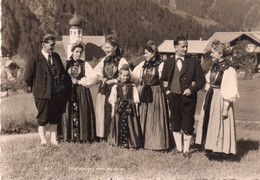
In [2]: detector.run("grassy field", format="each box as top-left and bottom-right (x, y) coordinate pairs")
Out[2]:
(1, 93), (38, 134)
(1, 78), (260, 134)
(1, 79), (260, 179)
(234, 79), (260, 122)
(196, 78), (260, 122)
(1, 121), (260, 179)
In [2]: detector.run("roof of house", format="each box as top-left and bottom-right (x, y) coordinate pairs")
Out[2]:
(55, 35), (106, 61)
(82, 36), (106, 48)
(158, 39), (208, 54)
(204, 31), (260, 51)
(3, 56), (26, 69)
(60, 35), (105, 47)
(4, 60), (14, 67)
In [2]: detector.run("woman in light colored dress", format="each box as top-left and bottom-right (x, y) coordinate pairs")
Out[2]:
(94, 36), (131, 140)
(196, 39), (239, 155)
(133, 40), (169, 150)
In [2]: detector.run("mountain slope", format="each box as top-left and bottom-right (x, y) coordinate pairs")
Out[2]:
(153, 0), (260, 31)
(2, 0), (221, 60)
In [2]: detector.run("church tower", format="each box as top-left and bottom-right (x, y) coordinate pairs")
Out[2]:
(67, 11), (85, 59)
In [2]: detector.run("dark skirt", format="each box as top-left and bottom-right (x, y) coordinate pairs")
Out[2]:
(108, 100), (143, 148)
(139, 85), (169, 150)
(61, 85), (96, 142)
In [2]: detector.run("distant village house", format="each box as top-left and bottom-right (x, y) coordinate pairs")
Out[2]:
(158, 38), (208, 60)
(1, 56), (25, 82)
(158, 31), (260, 73)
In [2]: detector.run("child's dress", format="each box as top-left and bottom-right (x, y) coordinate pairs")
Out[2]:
(108, 81), (143, 148)
(195, 60), (239, 154)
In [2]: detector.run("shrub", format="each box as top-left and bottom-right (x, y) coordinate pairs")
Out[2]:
(1, 68), (27, 92)
(231, 41), (258, 79)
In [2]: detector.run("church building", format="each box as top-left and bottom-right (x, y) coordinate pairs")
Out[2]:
(55, 13), (106, 65)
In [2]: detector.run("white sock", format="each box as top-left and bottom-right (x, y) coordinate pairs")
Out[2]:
(38, 125), (47, 144)
(183, 134), (192, 153)
(49, 124), (58, 145)
(173, 131), (183, 152)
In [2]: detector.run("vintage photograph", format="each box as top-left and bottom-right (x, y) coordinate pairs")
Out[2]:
(1, 0), (260, 179)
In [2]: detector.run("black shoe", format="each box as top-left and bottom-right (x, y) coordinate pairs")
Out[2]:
(204, 149), (212, 154)
(172, 149), (182, 154)
(183, 152), (191, 158)
(40, 143), (47, 147)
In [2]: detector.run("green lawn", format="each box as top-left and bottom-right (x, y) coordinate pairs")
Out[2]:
(1, 93), (38, 134)
(196, 78), (260, 122)
(234, 79), (260, 121)
(1, 121), (259, 179)
(1, 79), (260, 179)
(1, 78), (260, 134)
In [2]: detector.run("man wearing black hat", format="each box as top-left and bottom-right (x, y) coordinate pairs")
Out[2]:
(24, 33), (71, 145)
(161, 36), (205, 157)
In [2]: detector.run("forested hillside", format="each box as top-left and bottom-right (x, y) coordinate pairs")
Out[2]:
(2, 0), (258, 62)
(1, 0), (221, 61)
(1, 0), (43, 59)
(155, 0), (260, 31)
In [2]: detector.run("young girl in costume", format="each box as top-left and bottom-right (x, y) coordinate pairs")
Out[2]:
(108, 64), (142, 148)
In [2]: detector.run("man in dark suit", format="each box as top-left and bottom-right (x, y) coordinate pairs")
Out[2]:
(161, 36), (205, 157)
(24, 34), (71, 145)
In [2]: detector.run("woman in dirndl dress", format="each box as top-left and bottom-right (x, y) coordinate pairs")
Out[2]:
(94, 36), (131, 140)
(196, 39), (239, 155)
(61, 41), (98, 142)
(133, 40), (169, 150)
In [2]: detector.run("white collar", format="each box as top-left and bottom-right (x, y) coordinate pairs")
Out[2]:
(41, 49), (51, 60)
(175, 55), (184, 61)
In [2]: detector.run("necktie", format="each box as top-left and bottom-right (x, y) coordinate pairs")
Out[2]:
(176, 58), (183, 71)
(47, 54), (52, 66)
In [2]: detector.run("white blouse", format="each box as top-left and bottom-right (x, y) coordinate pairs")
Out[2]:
(71, 61), (99, 88)
(108, 84), (140, 106)
(205, 67), (239, 103)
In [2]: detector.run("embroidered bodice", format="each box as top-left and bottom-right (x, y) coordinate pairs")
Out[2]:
(66, 59), (85, 80)
(142, 59), (162, 86)
(209, 60), (229, 88)
(103, 56), (121, 79)
(117, 82), (133, 100)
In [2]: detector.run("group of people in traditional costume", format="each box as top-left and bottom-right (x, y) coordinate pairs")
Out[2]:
(24, 33), (239, 158)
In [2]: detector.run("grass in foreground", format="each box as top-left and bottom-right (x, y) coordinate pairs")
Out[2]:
(1, 122), (260, 179)
(1, 93), (38, 134)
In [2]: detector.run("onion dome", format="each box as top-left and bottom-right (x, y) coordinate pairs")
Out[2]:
(69, 14), (82, 27)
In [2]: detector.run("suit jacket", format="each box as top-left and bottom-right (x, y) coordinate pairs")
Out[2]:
(161, 55), (205, 96)
(24, 51), (71, 100)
